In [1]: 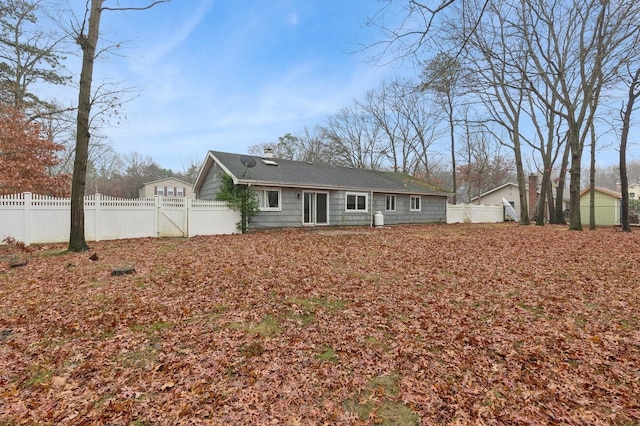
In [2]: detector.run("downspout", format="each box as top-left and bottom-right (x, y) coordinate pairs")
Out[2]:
(370, 190), (374, 227)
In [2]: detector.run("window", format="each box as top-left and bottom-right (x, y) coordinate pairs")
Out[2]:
(156, 186), (164, 196)
(385, 194), (396, 211)
(167, 187), (175, 196)
(346, 192), (368, 212)
(631, 192), (636, 199)
(410, 195), (421, 211)
(257, 188), (281, 211)
(177, 187), (184, 197)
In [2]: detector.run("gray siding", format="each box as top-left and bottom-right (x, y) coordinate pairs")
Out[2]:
(251, 189), (447, 229)
(250, 187), (302, 229)
(373, 193), (446, 225)
(198, 163), (223, 200)
(196, 165), (446, 228)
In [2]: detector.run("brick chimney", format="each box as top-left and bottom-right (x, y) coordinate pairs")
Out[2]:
(529, 174), (538, 219)
(263, 147), (274, 158)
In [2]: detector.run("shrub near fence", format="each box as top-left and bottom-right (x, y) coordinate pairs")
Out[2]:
(0, 192), (240, 245)
(446, 203), (505, 224)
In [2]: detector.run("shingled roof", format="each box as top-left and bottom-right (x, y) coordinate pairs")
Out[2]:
(195, 151), (448, 196)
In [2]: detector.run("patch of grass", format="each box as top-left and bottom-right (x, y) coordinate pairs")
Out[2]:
(344, 373), (419, 424)
(287, 297), (346, 326)
(39, 249), (68, 258)
(315, 347), (338, 363)
(376, 402), (420, 425)
(518, 302), (545, 318)
(343, 398), (374, 421)
(23, 367), (54, 388)
(248, 315), (281, 338)
(99, 330), (115, 340)
(121, 346), (159, 370)
(369, 374), (400, 397)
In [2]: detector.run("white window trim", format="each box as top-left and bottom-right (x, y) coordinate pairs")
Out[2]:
(345, 192), (368, 212)
(410, 195), (421, 212)
(258, 188), (282, 211)
(385, 194), (396, 212)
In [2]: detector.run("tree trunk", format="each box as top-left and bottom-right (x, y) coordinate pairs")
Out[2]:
(589, 123), (596, 230)
(568, 123), (583, 231)
(512, 122), (528, 225)
(68, 0), (103, 252)
(448, 95), (457, 204)
(553, 140), (571, 225)
(619, 68), (640, 232)
(536, 171), (551, 226)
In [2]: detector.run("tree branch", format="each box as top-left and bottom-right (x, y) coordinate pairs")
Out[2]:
(101, 1), (170, 12)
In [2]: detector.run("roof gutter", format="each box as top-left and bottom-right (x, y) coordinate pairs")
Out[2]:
(234, 179), (449, 196)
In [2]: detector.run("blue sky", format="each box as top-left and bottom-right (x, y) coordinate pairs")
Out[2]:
(51, 0), (628, 174)
(67, 0), (405, 172)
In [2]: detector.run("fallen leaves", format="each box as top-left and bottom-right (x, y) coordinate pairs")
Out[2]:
(0, 224), (639, 424)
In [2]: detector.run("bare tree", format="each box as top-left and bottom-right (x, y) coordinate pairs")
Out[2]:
(420, 53), (463, 202)
(68, 0), (169, 252)
(322, 105), (383, 169)
(458, 0), (533, 224)
(367, 0), (490, 62)
(619, 67), (640, 231)
(519, 0), (640, 230)
(458, 116), (515, 202)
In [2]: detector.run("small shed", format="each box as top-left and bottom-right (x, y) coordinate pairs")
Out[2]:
(579, 187), (621, 226)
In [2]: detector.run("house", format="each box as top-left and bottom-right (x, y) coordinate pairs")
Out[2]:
(471, 174), (569, 221)
(471, 182), (527, 217)
(628, 183), (640, 201)
(579, 187), (621, 226)
(193, 150), (450, 229)
(139, 177), (195, 198)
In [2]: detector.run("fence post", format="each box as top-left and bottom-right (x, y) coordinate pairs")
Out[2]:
(185, 196), (192, 238)
(155, 195), (160, 237)
(23, 192), (32, 246)
(95, 193), (101, 242)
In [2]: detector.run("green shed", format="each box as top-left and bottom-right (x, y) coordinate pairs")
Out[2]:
(579, 187), (621, 226)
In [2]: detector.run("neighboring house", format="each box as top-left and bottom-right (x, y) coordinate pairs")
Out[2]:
(579, 187), (621, 226)
(471, 182), (527, 216)
(139, 177), (195, 198)
(471, 175), (570, 221)
(628, 183), (640, 201)
(193, 150), (450, 229)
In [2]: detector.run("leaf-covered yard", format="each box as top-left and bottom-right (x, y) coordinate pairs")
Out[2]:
(1, 224), (639, 425)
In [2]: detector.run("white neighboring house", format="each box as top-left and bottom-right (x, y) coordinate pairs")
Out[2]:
(628, 183), (640, 201)
(139, 177), (195, 198)
(471, 175), (569, 220)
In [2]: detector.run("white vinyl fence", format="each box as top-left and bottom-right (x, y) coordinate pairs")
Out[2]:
(446, 203), (505, 224)
(0, 192), (240, 245)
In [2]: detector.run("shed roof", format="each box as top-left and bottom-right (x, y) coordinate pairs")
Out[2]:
(194, 151), (449, 196)
(579, 187), (621, 199)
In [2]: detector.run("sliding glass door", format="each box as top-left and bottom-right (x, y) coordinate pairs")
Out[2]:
(303, 192), (328, 225)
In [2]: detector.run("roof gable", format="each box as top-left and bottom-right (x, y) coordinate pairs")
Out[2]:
(471, 182), (527, 201)
(194, 150), (449, 196)
(579, 187), (621, 199)
(141, 177), (193, 187)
